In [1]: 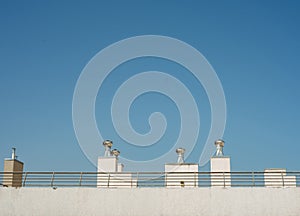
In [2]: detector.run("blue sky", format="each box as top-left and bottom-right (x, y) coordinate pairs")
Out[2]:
(0, 1), (299, 172)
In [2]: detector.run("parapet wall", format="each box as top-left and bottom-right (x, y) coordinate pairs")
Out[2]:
(0, 187), (300, 216)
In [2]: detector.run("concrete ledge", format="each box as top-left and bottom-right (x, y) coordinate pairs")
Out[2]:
(1, 187), (300, 216)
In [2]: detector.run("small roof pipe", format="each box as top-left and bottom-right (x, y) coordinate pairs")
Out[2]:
(11, 147), (16, 160)
(215, 139), (225, 156)
(111, 149), (120, 158)
(103, 140), (113, 157)
(176, 148), (185, 164)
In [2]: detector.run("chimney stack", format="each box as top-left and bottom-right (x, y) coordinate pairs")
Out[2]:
(3, 147), (24, 187)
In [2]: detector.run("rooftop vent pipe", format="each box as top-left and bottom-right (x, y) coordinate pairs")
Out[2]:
(103, 140), (113, 157)
(215, 139), (225, 156)
(11, 147), (16, 160)
(176, 148), (185, 164)
(111, 149), (120, 158)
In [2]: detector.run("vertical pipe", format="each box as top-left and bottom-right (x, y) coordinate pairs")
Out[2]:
(12, 147), (16, 160)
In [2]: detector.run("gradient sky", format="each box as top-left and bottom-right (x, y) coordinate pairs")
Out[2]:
(0, 1), (299, 172)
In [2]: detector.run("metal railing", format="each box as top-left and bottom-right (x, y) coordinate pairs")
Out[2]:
(1, 171), (299, 188)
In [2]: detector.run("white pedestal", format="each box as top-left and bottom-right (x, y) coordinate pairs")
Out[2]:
(165, 163), (198, 188)
(98, 157), (118, 172)
(264, 169), (296, 187)
(210, 156), (231, 187)
(117, 163), (124, 172)
(97, 157), (136, 188)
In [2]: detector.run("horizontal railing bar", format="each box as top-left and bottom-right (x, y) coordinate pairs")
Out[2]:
(2, 171), (300, 174)
(1, 171), (300, 188)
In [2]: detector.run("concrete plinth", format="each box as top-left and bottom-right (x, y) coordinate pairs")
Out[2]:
(210, 157), (231, 187)
(97, 157), (136, 188)
(264, 169), (296, 187)
(165, 163), (198, 188)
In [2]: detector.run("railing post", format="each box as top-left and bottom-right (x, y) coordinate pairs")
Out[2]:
(281, 171), (285, 187)
(194, 172), (196, 187)
(50, 172), (55, 187)
(22, 172), (28, 187)
(223, 172), (226, 187)
(252, 172), (255, 187)
(107, 174), (110, 188)
(79, 172), (83, 186)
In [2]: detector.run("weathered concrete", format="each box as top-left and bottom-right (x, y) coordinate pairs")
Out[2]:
(0, 187), (300, 216)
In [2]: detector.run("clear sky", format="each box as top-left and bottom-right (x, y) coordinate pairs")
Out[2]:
(0, 0), (299, 172)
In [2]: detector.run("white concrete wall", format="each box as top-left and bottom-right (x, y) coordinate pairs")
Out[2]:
(1, 187), (300, 216)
